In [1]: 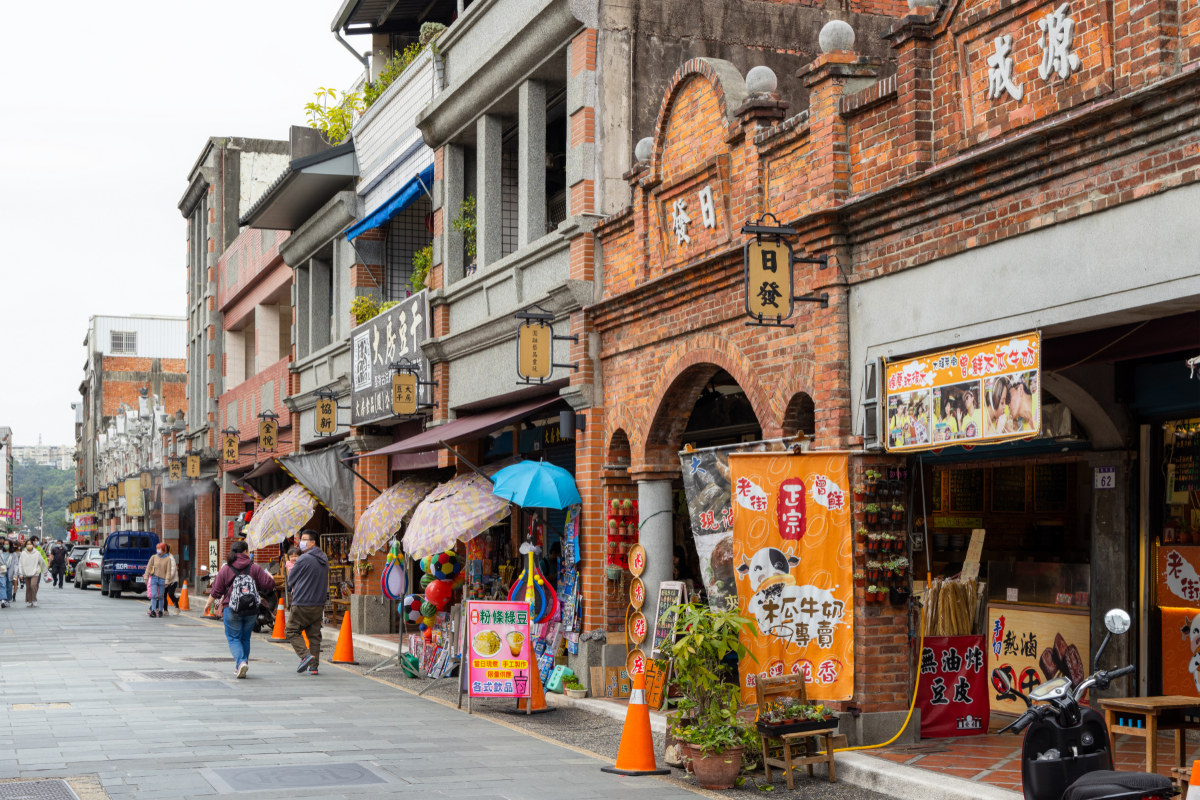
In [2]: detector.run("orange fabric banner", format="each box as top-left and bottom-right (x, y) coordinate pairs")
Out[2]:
(730, 452), (854, 703)
(1162, 606), (1200, 697)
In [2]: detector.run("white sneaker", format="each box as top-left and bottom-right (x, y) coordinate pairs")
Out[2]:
(30, 602), (36, 608)
(237, 662), (249, 679)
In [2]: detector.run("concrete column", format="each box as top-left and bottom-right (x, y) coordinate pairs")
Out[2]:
(443, 143), (465, 282)
(310, 259), (332, 352)
(518, 81), (547, 247)
(637, 479), (674, 634)
(475, 114), (503, 268)
(224, 330), (246, 389)
(295, 266), (311, 359)
(1089, 451), (1134, 701)
(256, 304), (281, 366)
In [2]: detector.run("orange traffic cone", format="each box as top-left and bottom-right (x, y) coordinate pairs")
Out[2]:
(516, 664), (552, 713)
(331, 611), (358, 664)
(270, 599), (288, 641)
(601, 672), (670, 776)
(178, 582), (190, 612)
(203, 594), (221, 619)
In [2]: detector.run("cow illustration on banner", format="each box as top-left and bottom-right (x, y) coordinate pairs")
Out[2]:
(729, 452), (854, 703)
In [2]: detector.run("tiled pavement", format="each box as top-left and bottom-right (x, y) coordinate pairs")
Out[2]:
(0, 583), (708, 799)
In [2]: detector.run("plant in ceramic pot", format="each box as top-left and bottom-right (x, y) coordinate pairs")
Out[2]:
(667, 600), (758, 790)
(855, 526), (869, 543)
(853, 569), (866, 587)
(852, 483), (866, 503)
(562, 675), (588, 699)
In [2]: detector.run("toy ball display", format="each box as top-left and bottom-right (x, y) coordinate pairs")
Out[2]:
(425, 550), (461, 579)
(420, 573), (436, 589)
(402, 594), (425, 623)
(424, 577), (453, 610)
(420, 600), (437, 618)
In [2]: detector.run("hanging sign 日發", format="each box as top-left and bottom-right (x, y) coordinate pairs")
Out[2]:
(351, 291), (429, 425)
(884, 332), (1041, 452)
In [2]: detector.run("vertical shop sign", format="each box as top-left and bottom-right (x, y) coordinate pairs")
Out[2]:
(124, 479), (145, 518)
(222, 433), (239, 464)
(392, 372), (418, 416)
(517, 321), (552, 381)
(168, 459), (182, 481)
(315, 397), (337, 435)
(186, 455), (201, 479)
(917, 635), (990, 737)
(350, 291), (429, 425)
(466, 600), (533, 698)
(258, 418), (278, 451)
(650, 581), (686, 658)
(730, 452), (854, 702)
(14, 497), (21, 525)
(140, 471), (152, 490)
(744, 238), (794, 322)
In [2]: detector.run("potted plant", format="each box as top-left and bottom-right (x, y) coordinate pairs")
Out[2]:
(864, 503), (880, 527)
(758, 700), (837, 735)
(855, 526), (869, 543)
(865, 560), (883, 583)
(865, 533), (882, 556)
(852, 482), (866, 503)
(877, 532), (896, 552)
(864, 469), (881, 494)
(562, 676), (588, 699)
(452, 195), (478, 275)
(853, 569), (866, 588)
(667, 600), (758, 790)
(891, 503), (905, 523)
(866, 584), (886, 602)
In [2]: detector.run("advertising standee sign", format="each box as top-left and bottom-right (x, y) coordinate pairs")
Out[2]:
(351, 291), (429, 425)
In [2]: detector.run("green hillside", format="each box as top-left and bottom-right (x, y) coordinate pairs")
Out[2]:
(13, 462), (73, 539)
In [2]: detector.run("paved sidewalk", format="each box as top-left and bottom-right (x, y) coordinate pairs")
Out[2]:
(0, 584), (707, 799)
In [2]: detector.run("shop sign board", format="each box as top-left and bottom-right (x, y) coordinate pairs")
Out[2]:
(650, 581), (686, 658)
(73, 513), (96, 534)
(466, 600), (533, 698)
(744, 238), (794, 322)
(168, 460), (182, 481)
(644, 659), (669, 710)
(730, 452), (855, 703)
(1158, 547), (1200, 607)
(208, 540), (218, 575)
(918, 635), (990, 737)
(516, 321), (552, 382)
(124, 479), (145, 518)
(392, 372), (418, 416)
(222, 433), (239, 464)
(986, 604), (1089, 715)
(258, 418), (278, 452)
(884, 332), (1041, 452)
(350, 291), (428, 425)
(1160, 606), (1200, 696)
(186, 455), (201, 479)
(315, 397), (337, 435)
(1093, 466), (1116, 489)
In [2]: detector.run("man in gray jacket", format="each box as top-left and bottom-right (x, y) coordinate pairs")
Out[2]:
(287, 530), (329, 675)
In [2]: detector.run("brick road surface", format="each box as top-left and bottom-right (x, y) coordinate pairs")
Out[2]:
(0, 583), (894, 799)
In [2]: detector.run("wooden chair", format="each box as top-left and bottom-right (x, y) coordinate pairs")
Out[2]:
(755, 673), (837, 789)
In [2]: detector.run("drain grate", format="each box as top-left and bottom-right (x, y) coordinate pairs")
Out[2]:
(181, 657), (268, 663)
(0, 779), (81, 799)
(137, 670), (212, 680)
(201, 763), (391, 793)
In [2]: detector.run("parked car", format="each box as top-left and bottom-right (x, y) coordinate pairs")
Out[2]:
(66, 543), (91, 580)
(100, 531), (158, 598)
(74, 548), (103, 589)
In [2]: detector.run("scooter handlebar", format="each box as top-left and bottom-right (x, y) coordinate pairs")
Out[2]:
(1108, 665), (1135, 681)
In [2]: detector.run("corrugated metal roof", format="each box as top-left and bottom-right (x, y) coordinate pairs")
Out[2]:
(332, 0), (462, 33)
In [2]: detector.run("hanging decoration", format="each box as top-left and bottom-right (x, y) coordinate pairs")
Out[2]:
(381, 542), (407, 600)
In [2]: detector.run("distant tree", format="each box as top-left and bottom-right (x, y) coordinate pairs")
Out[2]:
(13, 462), (74, 539)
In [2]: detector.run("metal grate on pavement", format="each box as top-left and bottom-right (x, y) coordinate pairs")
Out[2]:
(136, 670), (211, 680)
(200, 763), (392, 793)
(0, 779), (81, 799)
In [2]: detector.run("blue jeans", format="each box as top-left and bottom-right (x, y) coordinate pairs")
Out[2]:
(149, 576), (166, 613)
(0, 573), (9, 603)
(222, 606), (256, 666)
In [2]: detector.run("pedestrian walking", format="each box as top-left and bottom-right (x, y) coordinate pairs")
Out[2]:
(161, 544), (181, 614)
(143, 543), (177, 618)
(286, 530), (329, 676)
(18, 543), (47, 607)
(2, 542), (17, 604)
(0, 542), (15, 607)
(49, 541), (67, 589)
(208, 540), (274, 678)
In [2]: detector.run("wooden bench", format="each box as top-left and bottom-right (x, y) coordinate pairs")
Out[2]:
(755, 674), (838, 789)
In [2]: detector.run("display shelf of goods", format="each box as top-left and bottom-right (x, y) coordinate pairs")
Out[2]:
(605, 496), (638, 578)
(756, 717), (837, 736)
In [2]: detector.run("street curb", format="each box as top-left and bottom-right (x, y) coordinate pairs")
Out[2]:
(543, 692), (669, 735)
(819, 752), (1022, 800)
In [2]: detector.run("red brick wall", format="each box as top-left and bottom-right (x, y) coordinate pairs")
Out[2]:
(352, 454), (390, 596)
(99, 357), (187, 418)
(217, 357), (295, 470)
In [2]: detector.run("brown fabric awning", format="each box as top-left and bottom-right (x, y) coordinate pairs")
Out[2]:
(357, 396), (563, 459)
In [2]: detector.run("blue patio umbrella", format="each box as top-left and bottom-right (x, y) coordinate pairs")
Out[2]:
(491, 460), (581, 509)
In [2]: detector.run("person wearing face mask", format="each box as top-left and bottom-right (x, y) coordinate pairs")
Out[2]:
(18, 542), (47, 607)
(143, 543), (177, 618)
(209, 540), (276, 678)
(161, 544), (181, 615)
(286, 530), (329, 676)
(48, 541), (68, 588)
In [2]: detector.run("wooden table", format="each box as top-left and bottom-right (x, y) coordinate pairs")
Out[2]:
(1099, 695), (1200, 775)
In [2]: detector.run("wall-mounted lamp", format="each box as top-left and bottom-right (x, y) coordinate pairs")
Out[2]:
(559, 410), (586, 440)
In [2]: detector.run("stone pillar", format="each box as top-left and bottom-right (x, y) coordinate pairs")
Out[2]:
(1088, 451), (1134, 700)
(518, 80), (547, 247)
(309, 259), (332, 352)
(256, 303), (282, 366)
(637, 478), (674, 624)
(440, 143), (465, 284)
(475, 115), (503, 268)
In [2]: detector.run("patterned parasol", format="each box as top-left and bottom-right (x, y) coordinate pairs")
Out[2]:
(403, 471), (511, 559)
(244, 483), (316, 552)
(349, 477), (438, 560)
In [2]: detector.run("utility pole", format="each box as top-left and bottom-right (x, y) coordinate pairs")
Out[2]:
(39, 487), (44, 539)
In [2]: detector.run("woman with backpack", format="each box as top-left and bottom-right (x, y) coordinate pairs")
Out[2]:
(208, 541), (275, 678)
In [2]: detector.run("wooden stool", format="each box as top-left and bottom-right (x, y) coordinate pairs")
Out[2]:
(754, 673), (838, 789)
(1171, 766), (1190, 792)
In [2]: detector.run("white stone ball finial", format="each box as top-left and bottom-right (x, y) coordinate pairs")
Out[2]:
(819, 19), (855, 53)
(745, 66), (778, 94)
(634, 137), (654, 163)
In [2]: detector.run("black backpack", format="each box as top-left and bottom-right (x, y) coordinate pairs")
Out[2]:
(227, 565), (261, 616)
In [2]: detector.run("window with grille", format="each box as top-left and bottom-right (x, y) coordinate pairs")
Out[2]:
(110, 331), (137, 354)
(501, 135), (518, 258)
(384, 197), (432, 302)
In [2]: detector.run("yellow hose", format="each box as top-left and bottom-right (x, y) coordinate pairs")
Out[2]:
(833, 573), (927, 753)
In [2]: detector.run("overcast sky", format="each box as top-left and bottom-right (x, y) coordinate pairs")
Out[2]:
(0, 1), (367, 448)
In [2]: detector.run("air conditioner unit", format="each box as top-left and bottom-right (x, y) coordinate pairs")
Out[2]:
(862, 358), (885, 450)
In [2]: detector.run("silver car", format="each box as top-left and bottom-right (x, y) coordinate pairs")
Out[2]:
(74, 548), (103, 589)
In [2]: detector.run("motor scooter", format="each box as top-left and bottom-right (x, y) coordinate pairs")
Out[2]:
(992, 608), (1177, 800)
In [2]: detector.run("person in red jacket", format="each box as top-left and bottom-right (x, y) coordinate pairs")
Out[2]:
(209, 541), (275, 679)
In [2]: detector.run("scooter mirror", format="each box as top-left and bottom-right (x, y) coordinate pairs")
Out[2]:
(1104, 608), (1131, 635)
(991, 667), (1013, 695)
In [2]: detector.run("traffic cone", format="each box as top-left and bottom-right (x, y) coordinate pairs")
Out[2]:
(270, 599), (288, 641)
(516, 664), (551, 713)
(178, 582), (190, 612)
(203, 595), (221, 619)
(601, 672), (670, 776)
(331, 610), (358, 664)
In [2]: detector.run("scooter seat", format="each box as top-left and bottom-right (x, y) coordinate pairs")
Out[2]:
(1062, 770), (1175, 800)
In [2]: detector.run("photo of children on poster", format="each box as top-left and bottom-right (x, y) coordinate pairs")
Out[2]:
(729, 452), (854, 703)
(884, 333), (1041, 453)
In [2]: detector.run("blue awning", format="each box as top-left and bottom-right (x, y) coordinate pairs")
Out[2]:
(345, 163), (434, 241)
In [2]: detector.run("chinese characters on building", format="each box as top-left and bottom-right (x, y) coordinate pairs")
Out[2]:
(986, 2), (1082, 102)
(668, 184), (719, 248)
